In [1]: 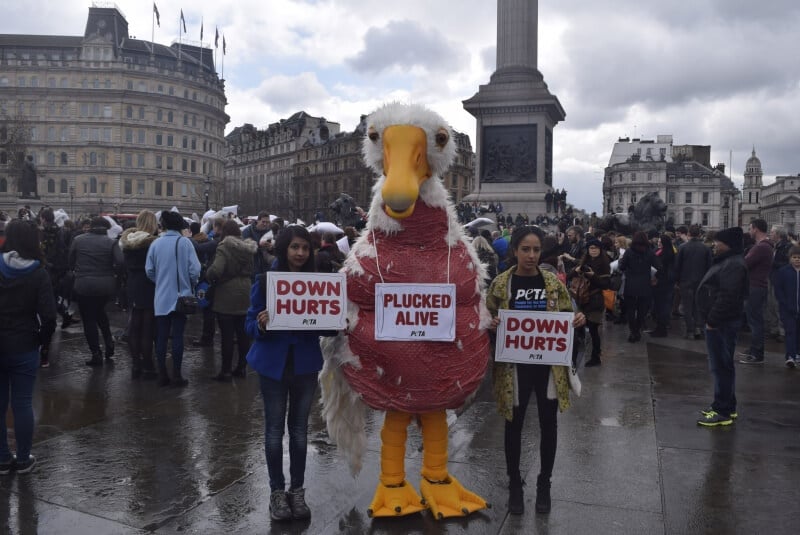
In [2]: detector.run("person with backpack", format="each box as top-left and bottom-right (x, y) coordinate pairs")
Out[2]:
(573, 237), (611, 366)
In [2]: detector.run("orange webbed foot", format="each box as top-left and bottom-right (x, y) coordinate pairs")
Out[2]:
(420, 474), (490, 519)
(367, 480), (426, 517)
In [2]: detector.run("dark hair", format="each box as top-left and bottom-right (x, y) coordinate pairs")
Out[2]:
(160, 210), (185, 231)
(507, 226), (545, 267)
(39, 207), (55, 224)
(221, 219), (241, 238)
(480, 229), (492, 242)
(689, 224), (701, 237)
(660, 233), (673, 250)
(676, 225), (688, 234)
(631, 231), (650, 251)
(750, 219), (768, 233)
(2, 219), (43, 261)
(189, 222), (201, 235)
(257, 210), (270, 220)
(789, 245), (800, 257)
(274, 226), (315, 272)
(579, 242), (611, 273)
(90, 216), (111, 230)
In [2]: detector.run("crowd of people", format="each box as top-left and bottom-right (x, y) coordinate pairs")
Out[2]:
(1, 202), (798, 520)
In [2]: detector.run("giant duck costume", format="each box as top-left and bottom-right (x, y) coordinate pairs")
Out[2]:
(321, 103), (491, 519)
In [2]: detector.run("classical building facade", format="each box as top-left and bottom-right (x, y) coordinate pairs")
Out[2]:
(738, 148), (800, 233)
(226, 113), (475, 222)
(0, 5), (228, 216)
(603, 136), (739, 231)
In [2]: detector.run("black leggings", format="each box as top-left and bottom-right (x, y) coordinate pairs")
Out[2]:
(128, 307), (155, 363)
(216, 313), (250, 372)
(76, 294), (112, 353)
(588, 321), (601, 358)
(505, 364), (558, 482)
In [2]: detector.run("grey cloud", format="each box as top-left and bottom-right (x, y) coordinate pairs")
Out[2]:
(347, 20), (468, 74)
(254, 73), (329, 111)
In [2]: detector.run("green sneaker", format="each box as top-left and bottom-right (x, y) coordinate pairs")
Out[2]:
(697, 411), (733, 427)
(700, 408), (738, 419)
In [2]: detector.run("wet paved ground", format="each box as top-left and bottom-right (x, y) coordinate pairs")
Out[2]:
(2, 308), (799, 534)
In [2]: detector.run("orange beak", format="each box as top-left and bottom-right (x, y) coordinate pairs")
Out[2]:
(380, 125), (431, 219)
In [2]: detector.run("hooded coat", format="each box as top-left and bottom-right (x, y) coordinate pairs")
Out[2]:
(0, 251), (56, 357)
(119, 228), (158, 309)
(206, 236), (258, 315)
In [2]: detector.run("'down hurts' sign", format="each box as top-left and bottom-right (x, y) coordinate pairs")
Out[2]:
(265, 272), (347, 330)
(495, 310), (574, 366)
(374, 283), (456, 341)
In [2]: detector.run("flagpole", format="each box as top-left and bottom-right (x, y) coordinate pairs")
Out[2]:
(151, 6), (155, 58)
(199, 17), (203, 74)
(221, 36), (225, 80)
(178, 13), (182, 63)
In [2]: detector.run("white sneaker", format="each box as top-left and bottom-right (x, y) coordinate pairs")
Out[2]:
(788, 357), (798, 369)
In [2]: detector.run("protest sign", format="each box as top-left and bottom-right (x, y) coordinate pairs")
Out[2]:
(495, 310), (574, 366)
(266, 272), (347, 330)
(374, 283), (456, 341)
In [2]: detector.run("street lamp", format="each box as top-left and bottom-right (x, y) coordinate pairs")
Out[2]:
(204, 177), (211, 211)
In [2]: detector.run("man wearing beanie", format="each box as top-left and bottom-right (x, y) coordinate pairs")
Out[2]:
(695, 227), (749, 426)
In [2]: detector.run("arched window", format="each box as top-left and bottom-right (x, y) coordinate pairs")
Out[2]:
(47, 179), (55, 193)
(0, 177), (7, 192)
(60, 152), (68, 165)
(60, 179), (68, 193)
(90, 177), (97, 193)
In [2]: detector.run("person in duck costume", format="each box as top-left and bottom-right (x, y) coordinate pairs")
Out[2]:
(321, 102), (491, 519)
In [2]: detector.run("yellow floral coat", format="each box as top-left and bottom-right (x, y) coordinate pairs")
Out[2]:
(486, 267), (573, 421)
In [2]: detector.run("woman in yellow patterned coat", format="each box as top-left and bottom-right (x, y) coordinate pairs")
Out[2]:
(486, 225), (585, 516)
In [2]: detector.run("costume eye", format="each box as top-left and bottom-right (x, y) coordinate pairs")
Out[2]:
(435, 128), (449, 148)
(368, 127), (379, 142)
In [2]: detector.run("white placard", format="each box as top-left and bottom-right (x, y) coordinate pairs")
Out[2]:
(495, 310), (574, 366)
(374, 283), (456, 341)
(266, 272), (347, 330)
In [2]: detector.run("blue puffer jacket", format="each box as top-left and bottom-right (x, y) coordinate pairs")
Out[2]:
(773, 264), (800, 317)
(245, 274), (336, 381)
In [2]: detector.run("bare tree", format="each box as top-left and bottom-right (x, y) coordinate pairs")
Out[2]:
(0, 110), (32, 195)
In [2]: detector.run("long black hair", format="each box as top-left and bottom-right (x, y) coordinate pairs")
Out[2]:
(273, 225), (316, 272)
(506, 225), (545, 268)
(2, 219), (43, 261)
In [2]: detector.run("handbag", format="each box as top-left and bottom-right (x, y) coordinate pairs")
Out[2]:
(174, 237), (199, 315)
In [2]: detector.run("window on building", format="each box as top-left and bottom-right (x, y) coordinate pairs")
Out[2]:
(155, 181), (163, 196)
(167, 135), (174, 147)
(702, 192), (709, 204)
(685, 192), (692, 203)
(155, 133), (163, 146)
(47, 127), (56, 141)
(701, 212), (709, 226)
(18, 76), (26, 87)
(47, 179), (55, 193)
(181, 159), (188, 171)
(155, 155), (163, 168)
(125, 129), (133, 143)
(124, 179), (132, 195)
(126, 105), (133, 118)
(683, 209), (692, 225)
(631, 192), (637, 203)
(124, 153), (132, 167)
(631, 173), (636, 181)
(0, 178), (6, 192)
(191, 138), (196, 150)
(182, 136), (188, 149)
(167, 111), (173, 123)
(60, 127), (69, 141)
(166, 156), (173, 170)
(60, 152), (68, 165)
(137, 130), (145, 144)
(190, 160), (196, 172)
(668, 192), (676, 204)
(137, 154), (145, 167)
(60, 179), (68, 193)
(181, 183), (188, 197)
(166, 182), (174, 196)
(104, 105), (112, 118)
(183, 114), (188, 126)
(157, 109), (163, 121)
(103, 128), (111, 142)
(138, 107), (145, 119)
(89, 177), (97, 193)
(137, 181), (145, 195)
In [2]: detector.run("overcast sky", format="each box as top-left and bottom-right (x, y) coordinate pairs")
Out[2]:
(3, 0), (800, 213)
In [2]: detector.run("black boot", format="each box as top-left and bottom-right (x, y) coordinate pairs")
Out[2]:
(141, 357), (158, 379)
(157, 364), (171, 387)
(585, 353), (601, 367)
(131, 357), (142, 379)
(104, 340), (115, 361)
(535, 474), (551, 514)
(508, 478), (525, 515)
(85, 350), (103, 367)
(172, 367), (188, 387)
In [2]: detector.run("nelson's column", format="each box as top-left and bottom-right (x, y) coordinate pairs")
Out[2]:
(463, 0), (566, 216)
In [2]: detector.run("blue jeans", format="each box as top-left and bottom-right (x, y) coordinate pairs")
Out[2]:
(0, 350), (39, 462)
(704, 321), (740, 417)
(155, 312), (187, 371)
(258, 364), (318, 492)
(745, 286), (767, 358)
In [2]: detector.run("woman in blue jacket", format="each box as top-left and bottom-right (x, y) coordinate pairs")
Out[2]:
(773, 245), (800, 368)
(245, 225), (336, 522)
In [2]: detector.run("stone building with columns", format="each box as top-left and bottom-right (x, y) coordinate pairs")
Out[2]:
(0, 5), (228, 216)
(603, 135), (739, 231)
(739, 148), (800, 233)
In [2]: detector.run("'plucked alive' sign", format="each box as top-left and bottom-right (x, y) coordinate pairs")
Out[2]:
(265, 272), (347, 330)
(374, 283), (456, 341)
